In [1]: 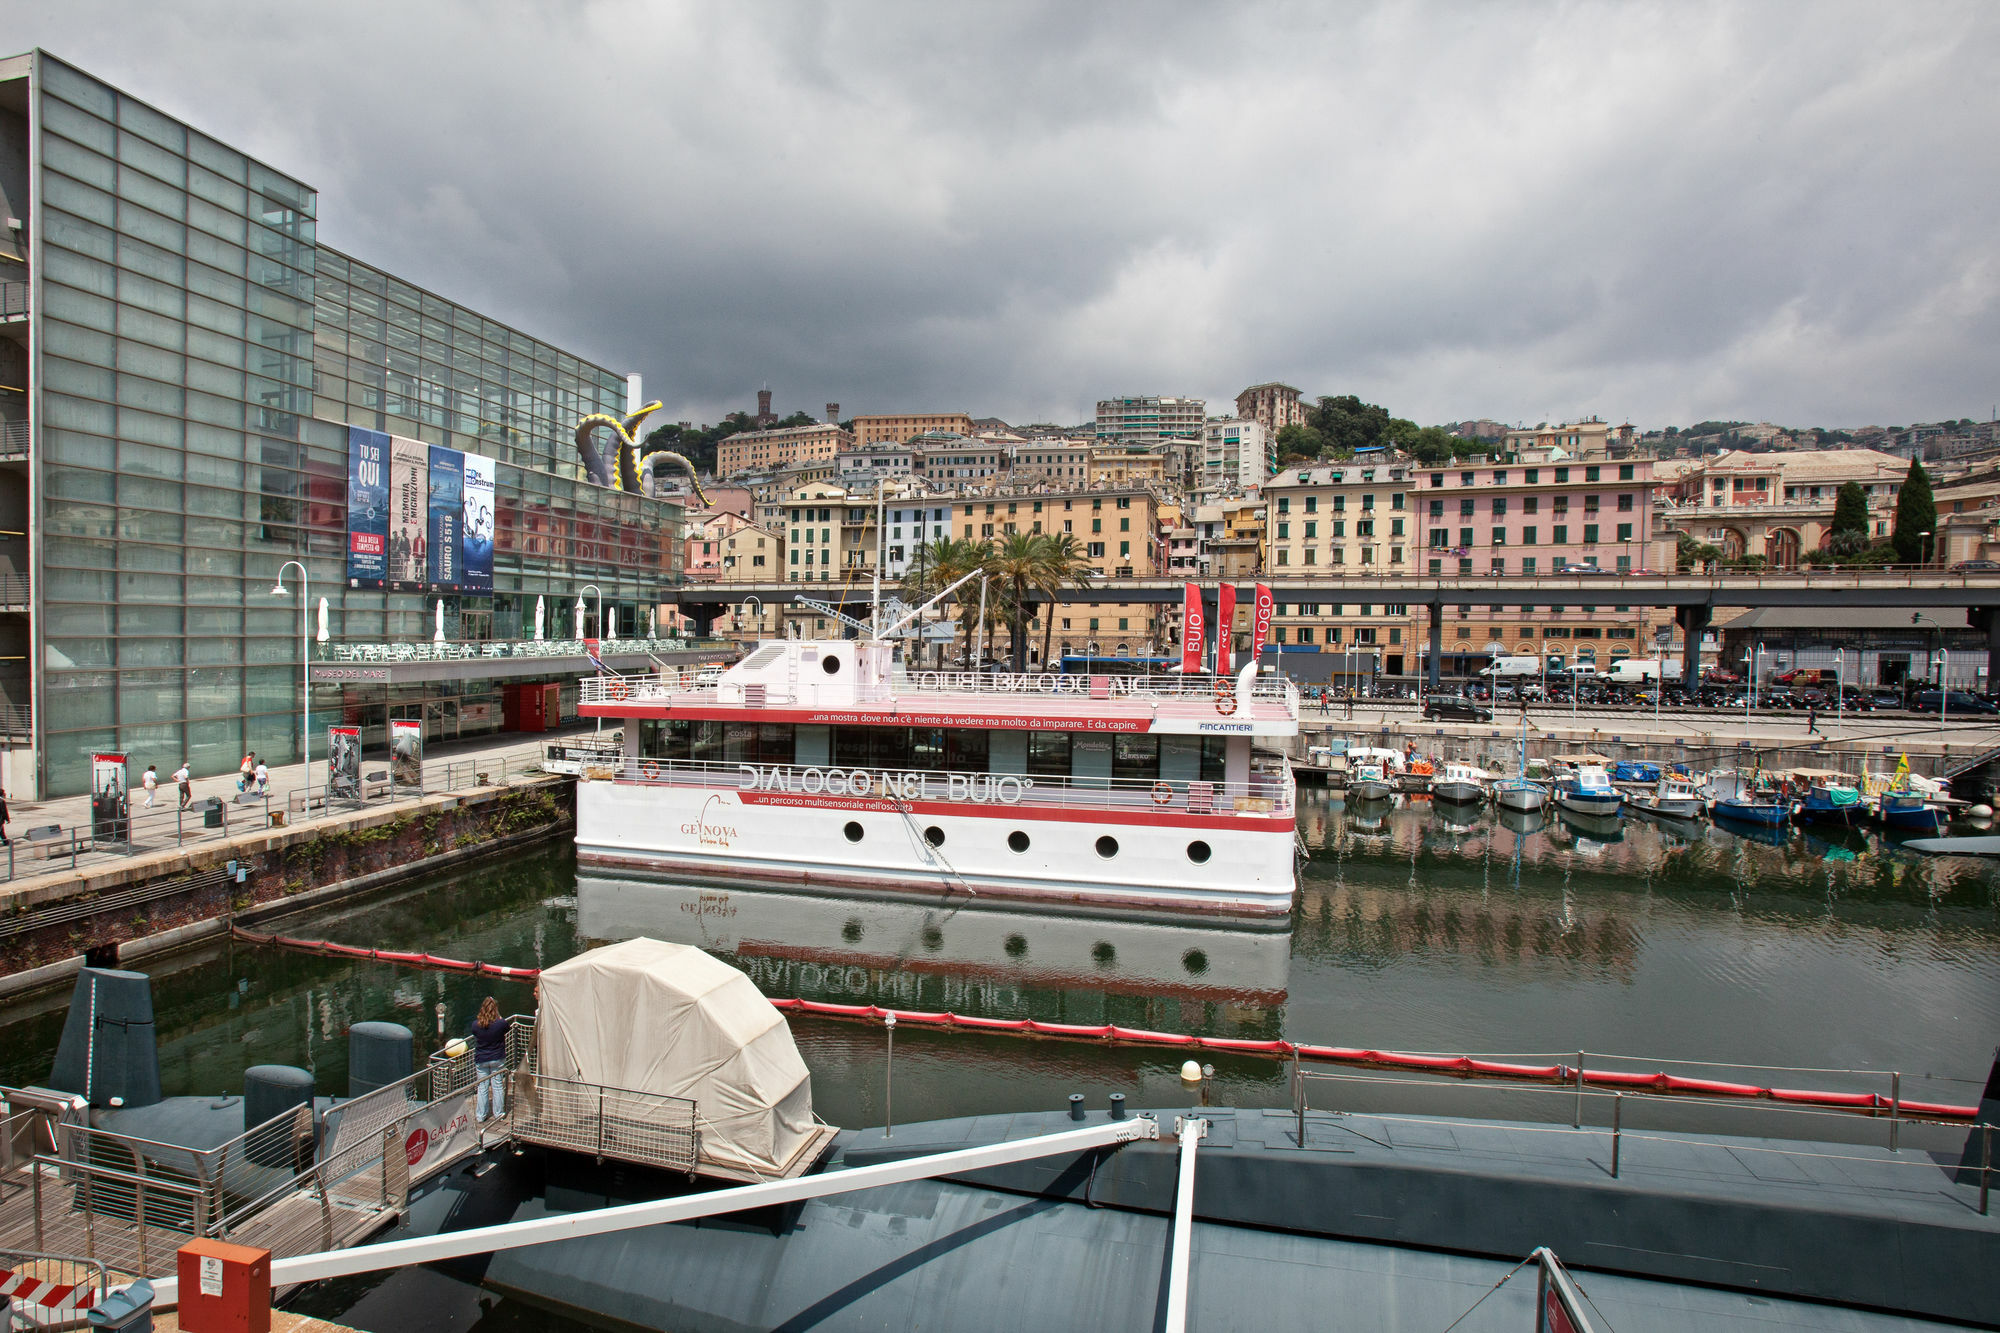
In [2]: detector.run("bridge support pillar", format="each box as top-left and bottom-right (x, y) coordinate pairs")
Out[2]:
(1427, 603), (1443, 694)
(1972, 607), (2000, 693)
(1675, 605), (1711, 693)
(690, 604), (717, 637)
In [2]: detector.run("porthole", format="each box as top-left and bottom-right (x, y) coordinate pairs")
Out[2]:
(841, 918), (863, 943)
(1004, 933), (1028, 957)
(1186, 840), (1212, 864)
(1182, 948), (1209, 976)
(1007, 830), (1031, 853)
(924, 825), (946, 847)
(1091, 941), (1117, 967)
(1095, 835), (1119, 858)
(821, 655), (841, 674)
(921, 925), (944, 951)
(843, 821), (864, 843)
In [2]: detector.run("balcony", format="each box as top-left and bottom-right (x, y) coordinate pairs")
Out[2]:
(0, 572), (26, 610)
(0, 420), (24, 459)
(0, 282), (23, 322)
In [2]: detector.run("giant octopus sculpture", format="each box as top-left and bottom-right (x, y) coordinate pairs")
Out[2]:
(574, 400), (709, 505)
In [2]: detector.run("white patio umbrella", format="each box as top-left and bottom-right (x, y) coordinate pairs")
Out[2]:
(607, 608), (618, 641)
(534, 595), (545, 641)
(316, 597), (329, 644)
(573, 596), (585, 639)
(648, 609), (656, 639)
(433, 599), (445, 643)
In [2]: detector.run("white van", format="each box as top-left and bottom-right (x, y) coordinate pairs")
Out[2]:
(1604, 659), (1661, 685)
(1479, 656), (1542, 679)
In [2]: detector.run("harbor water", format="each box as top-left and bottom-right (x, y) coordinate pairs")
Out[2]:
(1, 786), (1995, 1326)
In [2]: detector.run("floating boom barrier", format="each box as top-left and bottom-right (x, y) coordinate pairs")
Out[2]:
(228, 925), (1979, 1122)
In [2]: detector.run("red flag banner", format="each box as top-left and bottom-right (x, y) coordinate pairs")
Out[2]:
(1216, 584), (1236, 674)
(1251, 583), (1274, 662)
(1180, 583), (1204, 675)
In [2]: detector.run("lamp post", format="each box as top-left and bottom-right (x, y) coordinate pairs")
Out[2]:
(577, 583), (603, 641)
(1921, 531), (1934, 570)
(271, 561), (310, 789)
(1913, 611), (1947, 739)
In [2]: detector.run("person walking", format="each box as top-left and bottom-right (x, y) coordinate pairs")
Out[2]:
(0, 787), (10, 846)
(1346, 686), (1355, 721)
(253, 757), (270, 795)
(173, 761), (192, 810)
(238, 751), (256, 793)
(141, 764), (159, 807)
(1806, 704), (1821, 736)
(470, 996), (513, 1122)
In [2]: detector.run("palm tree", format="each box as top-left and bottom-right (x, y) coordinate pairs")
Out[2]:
(902, 537), (991, 666)
(989, 531), (1051, 672)
(1038, 533), (1095, 670)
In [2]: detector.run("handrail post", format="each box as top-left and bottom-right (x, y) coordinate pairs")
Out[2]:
(1292, 1054), (1305, 1147)
(132, 1140), (149, 1273)
(1573, 1051), (1585, 1128)
(1890, 1071), (1901, 1151)
(1982, 1123), (1992, 1217)
(32, 1151), (43, 1249)
(1611, 1092), (1622, 1178)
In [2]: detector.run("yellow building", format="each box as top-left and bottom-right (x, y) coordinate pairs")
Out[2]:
(852, 412), (977, 448)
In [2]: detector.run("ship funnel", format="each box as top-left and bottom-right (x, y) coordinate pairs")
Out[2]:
(46, 967), (163, 1110)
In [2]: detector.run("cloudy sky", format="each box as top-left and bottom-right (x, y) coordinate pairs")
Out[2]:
(19, 2), (2000, 431)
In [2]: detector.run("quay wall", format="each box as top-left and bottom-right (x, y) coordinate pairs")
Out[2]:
(0, 778), (574, 1000)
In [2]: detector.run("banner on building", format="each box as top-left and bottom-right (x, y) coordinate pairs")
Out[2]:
(1179, 583), (1204, 675)
(90, 752), (128, 840)
(390, 718), (423, 792)
(388, 436), (429, 591)
(460, 452), (495, 594)
(345, 427), (389, 588)
(1251, 583), (1275, 663)
(426, 446), (465, 589)
(327, 725), (362, 800)
(1216, 584), (1236, 674)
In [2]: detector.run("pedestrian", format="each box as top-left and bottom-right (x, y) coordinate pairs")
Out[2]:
(1346, 686), (1355, 721)
(141, 764), (158, 807)
(1806, 705), (1820, 736)
(238, 751), (255, 793)
(173, 761), (192, 810)
(470, 996), (512, 1122)
(253, 757), (269, 794)
(0, 787), (9, 846)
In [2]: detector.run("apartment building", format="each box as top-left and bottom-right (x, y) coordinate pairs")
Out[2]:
(1200, 417), (1272, 495)
(851, 412), (976, 448)
(914, 441), (1006, 482)
(881, 502), (954, 578)
(1234, 383), (1305, 439)
(683, 510), (758, 582)
(1263, 461), (1419, 574)
(835, 445), (915, 487)
(1009, 439), (1092, 483)
(1655, 448), (1906, 565)
(1088, 446), (1170, 487)
(1502, 417), (1637, 458)
(1094, 395), (1205, 445)
(715, 421), (852, 478)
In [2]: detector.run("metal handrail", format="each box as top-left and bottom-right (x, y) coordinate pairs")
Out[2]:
(604, 756), (1297, 816)
(580, 667), (1299, 710)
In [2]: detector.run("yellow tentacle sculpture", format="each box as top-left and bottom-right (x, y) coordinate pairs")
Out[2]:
(574, 401), (710, 506)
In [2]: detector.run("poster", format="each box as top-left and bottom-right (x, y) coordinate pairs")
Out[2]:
(390, 718), (423, 791)
(1216, 584), (1236, 673)
(345, 427), (389, 588)
(460, 452), (495, 594)
(388, 436), (429, 591)
(1179, 583), (1203, 675)
(91, 752), (128, 839)
(427, 446), (464, 589)
(327, 725), (362, 800)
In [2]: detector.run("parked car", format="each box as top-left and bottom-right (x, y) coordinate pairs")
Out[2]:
(1949, 559), (2000, 572)
(1868, 688), (1905, 709)
(1423, 695), (1494, 722)
(1702, 668), (1743, 685)
(1911, 690), (2000, 714)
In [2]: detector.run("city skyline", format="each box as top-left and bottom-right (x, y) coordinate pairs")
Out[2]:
(13, 1), (1997, 432)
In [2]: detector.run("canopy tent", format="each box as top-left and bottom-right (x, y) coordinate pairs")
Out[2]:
(534, 938), (820, 1178)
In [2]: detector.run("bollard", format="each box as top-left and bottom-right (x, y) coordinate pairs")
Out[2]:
(1109, 1093), (1126, 1121)
(1611, 1093), (1622, 1178)
(1068, 1093), (1085, 1122)
(1890, 1072), (1901, 1152)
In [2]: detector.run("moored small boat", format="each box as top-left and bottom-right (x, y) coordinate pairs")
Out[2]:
(1876, 789), (1946, 834)
(1431, 762), (1490, 805)
(1492, 779), (1548, 813)
(1553, 764), (1622, 818)
(1787, 769), (1867, 827)
(1712, 795), (1790, 827)
(1350, 759), (1396, 803)
(1628, 775), (1706, 821)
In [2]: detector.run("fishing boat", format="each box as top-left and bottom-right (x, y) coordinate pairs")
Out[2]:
(1395, 756), (1435, 795)
(1552, 764), (1622, 818)
(572, 640), (1301, 920)
(1610, 759), (1661, 784)
(1712, 792), (1790, 827)
(1876, 788), (1947, 834)
(1348, 757), (1396, 803)
(1627, 773), (1706, 821)
(1788, 768), (1867, 828)
(1430, 762), (1490, 805)
(1491, 701), (1548, 812)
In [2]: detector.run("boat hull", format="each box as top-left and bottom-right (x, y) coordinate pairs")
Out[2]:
(1878, 795), (1946, 834)
(577, 779), (1296, 920)
(1493, 785), (1547, 813)
(1713, 800), (1788, 828)
(1554, 792), (1622, 818)
(1351, 781), (1396, 802)
(1431, 782), (1486, 805)
(1794, 802), (1867, 827)
(1630, 797), (1704, 820)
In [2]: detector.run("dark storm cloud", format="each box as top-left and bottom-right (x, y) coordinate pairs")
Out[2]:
(20, 1), (2000, 428)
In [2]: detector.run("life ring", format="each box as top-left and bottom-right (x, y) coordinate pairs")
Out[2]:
(1215, 683), (1238, 716)
(608, 680), (630, 701)
(1152, 781), (1174, 806)
(641, 760), (662, 781)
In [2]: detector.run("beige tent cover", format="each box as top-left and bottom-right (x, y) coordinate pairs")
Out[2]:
(534, 938), (816, 1177)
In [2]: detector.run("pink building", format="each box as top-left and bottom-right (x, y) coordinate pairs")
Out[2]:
(684, 511), (754, 582)
(1418, 455), (1659, 575)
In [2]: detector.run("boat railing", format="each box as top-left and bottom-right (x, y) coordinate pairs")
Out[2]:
(600, 756), (1296, 817)
(578, 669), (1299, 712)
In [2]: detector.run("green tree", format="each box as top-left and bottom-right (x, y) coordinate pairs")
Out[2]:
(1830, 481), (1870, 539)
(902, 537), (991, 665)
(1305, 394), (1393, 456)
(1038, 533), (1095, 668)
(1274, 423), (1325, 466)
(1891, 459), (1936, 564)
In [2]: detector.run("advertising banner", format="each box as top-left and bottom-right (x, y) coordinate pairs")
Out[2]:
(460, 452), (496, 594)
(390, 718), (423, 792)
(345, 427), (389, 588)
(327, 725), (362, 800)
(90, 752), (128, 840)
(387, 436), (429, 591)
(1216, 583), (1236, 674)
(399, 1090), (478, 1183)
(1179, 583), (1204, 675)
(426, 446), (464, 589)
(1251, 583), (1275, 663)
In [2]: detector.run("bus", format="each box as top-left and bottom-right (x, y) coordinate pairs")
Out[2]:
(1057, 655), (1181, 676)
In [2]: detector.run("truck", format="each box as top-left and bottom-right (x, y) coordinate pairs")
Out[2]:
(1604, 659), (1663, 685)
(1478, 656), (1542, 679)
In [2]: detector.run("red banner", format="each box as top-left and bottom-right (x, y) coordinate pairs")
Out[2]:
(1251, 583), (1274, 663)
(1216, 584), (1236, 673)
(1179, 583), (1204, 675)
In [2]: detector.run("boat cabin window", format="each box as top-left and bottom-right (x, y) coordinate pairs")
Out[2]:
(1113, 734), (1158, 780)
(638, 721), (1225, 783)
(1026, 731), (1071, 777)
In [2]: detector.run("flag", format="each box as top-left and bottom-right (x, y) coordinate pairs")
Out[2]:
(587, 650), (610, 674)
(1894, 753), (1910, 782)
(1216, 584), (1236, 673)
(1251, 583), (1274, 663)
(1179, 583), (1204, 675)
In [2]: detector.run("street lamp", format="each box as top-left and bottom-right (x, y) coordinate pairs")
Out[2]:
(1913, 612), (1947, 736)
(270, 561), (310, 789)
(577, 583), (603, 640)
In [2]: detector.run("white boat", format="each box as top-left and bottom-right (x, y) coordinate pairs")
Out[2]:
(1553, 764), (1623, 818)
(1431, 762), (1491, 805)
(1492, 779), (1548, 813)
(1348, 757), (1397, 802)
(571, 640), (1301, 920)
(1628, 774), (1706, 821)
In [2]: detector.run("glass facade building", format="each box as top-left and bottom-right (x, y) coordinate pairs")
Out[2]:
(2, 51), (685, 795)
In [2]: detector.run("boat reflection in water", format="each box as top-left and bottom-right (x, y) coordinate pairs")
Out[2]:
(572, 875), (1293, 1017)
